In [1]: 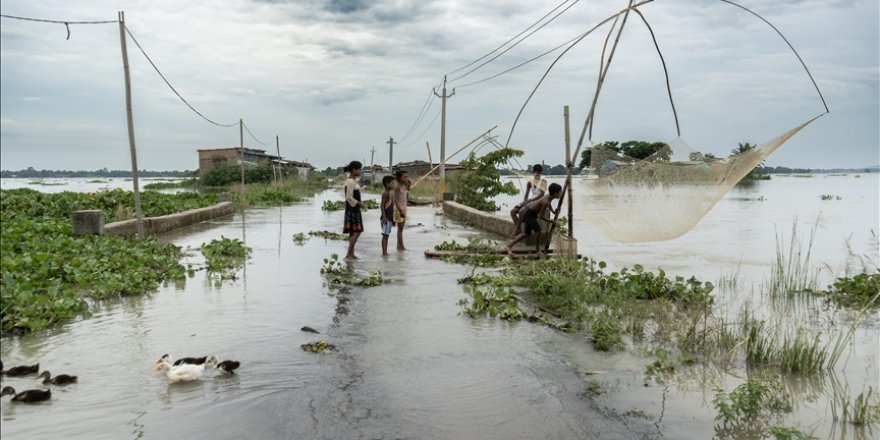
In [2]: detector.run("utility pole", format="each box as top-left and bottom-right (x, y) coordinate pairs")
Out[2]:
(433, 75), (455, 194)
(369, 146), (376, 167)
(239, 119), (244, 192)
(387, 136), (395, 170)
(117, 11), (144, 239)
(274, 134), (280, 183)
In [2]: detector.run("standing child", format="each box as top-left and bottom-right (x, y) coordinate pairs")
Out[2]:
(342, 161), (363, 261)
(505, 183), (562, 257)
(393, 170), (411, 251)
(379, 175), (396, 256)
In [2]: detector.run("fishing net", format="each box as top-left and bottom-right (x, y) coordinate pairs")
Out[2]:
(580, 116), (819, 242)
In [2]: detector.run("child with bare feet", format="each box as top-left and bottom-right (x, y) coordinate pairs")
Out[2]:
(379, 175), (395, 256)
(505, 183), (562, 257)
(393, 169), (411, 251)
(510, 164), (548, 237)
(342, 161), (363, 260)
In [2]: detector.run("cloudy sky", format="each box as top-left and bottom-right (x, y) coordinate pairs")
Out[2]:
(1, 0), (877, 171)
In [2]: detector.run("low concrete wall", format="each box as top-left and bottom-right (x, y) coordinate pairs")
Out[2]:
(104, 201), (235, 237)
(442, 201), (549, 245)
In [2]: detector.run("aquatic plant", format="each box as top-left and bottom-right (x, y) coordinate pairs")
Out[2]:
(308, 230), (348, 241)
(819, 271), (880, 308)
(589, 311), (623, 351)
(321, 199), (378, 211)
(200, 236), (251, 281)
(459, 285), (527, 320)
(713, 379), (792, 423)
(292, 232), (309, 245)
(819, 194), (841, 201)
(770, 221), (820, 297)
(319, 253), (385, 287)
(769, 426), (817, 440)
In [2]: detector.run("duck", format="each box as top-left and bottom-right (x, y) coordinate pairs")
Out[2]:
(157, 354), (211, 367)
(215, 360), (240, 374)
(1, 386), (51, 403)
(0, 360), (40, 377)
(155, 356), (218, 383)
(37, 370), (78, 386)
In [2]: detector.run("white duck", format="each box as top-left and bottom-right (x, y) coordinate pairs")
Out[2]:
(154, 355), (218, 383)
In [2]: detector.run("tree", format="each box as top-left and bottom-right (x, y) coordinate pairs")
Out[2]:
(450, 147), (524, 212)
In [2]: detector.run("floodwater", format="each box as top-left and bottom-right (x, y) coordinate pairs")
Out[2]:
(1, 174), (878, 439)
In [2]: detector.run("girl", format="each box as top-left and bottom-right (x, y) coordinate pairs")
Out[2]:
(342, 161), (363, 260)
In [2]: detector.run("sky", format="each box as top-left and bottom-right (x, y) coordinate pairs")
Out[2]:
(1, 0), (877, 171)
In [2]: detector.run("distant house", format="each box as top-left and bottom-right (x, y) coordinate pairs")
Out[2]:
(198, 147), (314, 178)
(395, 160), (464, 178)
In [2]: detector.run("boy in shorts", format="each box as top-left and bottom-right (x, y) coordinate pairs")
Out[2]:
(393, 170), (410, 251)
(510, 164), (548, 237)
(380, 175), (395, 256)
(505, 183), (562, 257)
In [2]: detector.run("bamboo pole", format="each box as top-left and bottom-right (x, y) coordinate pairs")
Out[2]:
(410, 125), (497, 189)
(565, 106), (573, 237)
(118, 11), (144, 239)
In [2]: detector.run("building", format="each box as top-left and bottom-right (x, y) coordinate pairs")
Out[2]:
(395, 160), (464, 178)
(197, 147), (314, 178)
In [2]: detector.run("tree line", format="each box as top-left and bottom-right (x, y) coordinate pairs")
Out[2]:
(1, 167), (194, 178)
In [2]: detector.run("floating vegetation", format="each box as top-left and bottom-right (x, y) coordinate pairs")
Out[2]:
(320, 253), (385, 286)
(819, 271), (880, 308)
(309, 230), (348, 241)
(819, 194), (842, 201)
(200, 236), (251, 281)
(292, 232), (309, 245)
(143, 179), (197, 190)
(769, 426), (817, 440)
(459, 285), (527, 320)
(321, 199), (378, 211)
(435, 237), (497, 252)
(28, 180), (66, 186)
(301, 340), (336, 354)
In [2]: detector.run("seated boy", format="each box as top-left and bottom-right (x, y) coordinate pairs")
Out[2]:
(505, 183), (562, 257)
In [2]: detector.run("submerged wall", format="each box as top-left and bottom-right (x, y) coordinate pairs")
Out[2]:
(441, 201), (550, 245)
(103, 201), (235, 237)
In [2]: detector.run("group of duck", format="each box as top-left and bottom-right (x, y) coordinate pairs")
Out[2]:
(0, 354), (241, 404)
(0, 360), (77, 403)
(154, 354), (240, 383)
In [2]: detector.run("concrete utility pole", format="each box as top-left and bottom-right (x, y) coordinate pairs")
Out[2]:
(117, 11), (144, 239)
(433, 75), (455, 194)
(274, 135), (280, 183)
(387, 137), (395, 170)
(239, 119), (245, 191)
(370, 146), (376, 167)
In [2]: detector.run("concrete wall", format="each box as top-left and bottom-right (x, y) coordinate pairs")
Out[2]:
(104, 201), (235, 237)
(442, 201), (549, 245)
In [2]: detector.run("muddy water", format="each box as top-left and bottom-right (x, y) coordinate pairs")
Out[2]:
(0, 189), (648, 439)
(1, 174), (878, 439)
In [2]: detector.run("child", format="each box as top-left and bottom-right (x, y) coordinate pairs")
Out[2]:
(505, 182), (562, 257)
(342, 161), (363, 260)
(379, 175), (395, 256)
(510, 164), (548, 237)
(393, 169), (411, 251)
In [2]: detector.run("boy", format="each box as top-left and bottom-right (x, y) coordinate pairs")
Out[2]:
(393, 170), (411, 251)
(505, 182), (562, 257)
(510, 164), (548, 237)
(379, 175), (396, 256)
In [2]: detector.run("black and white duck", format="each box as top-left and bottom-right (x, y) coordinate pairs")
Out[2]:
(0, 360), (40, 377)
(154, 356), (218, 383)
(1, 386), (51, 403)
(37, 370), (78, 386)
(215, 360), (240, 374)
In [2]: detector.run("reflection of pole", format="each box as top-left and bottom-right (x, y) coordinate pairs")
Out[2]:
(118, 11), (144, 239)
(433, 76), (455, 195)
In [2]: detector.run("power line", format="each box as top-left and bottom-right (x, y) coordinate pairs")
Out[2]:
(397, 88), (437, 144)
(456, 33), (583, 89)
(449, 0), (579, 84)
(1, 13), (117, 40)
(445, 0), (575, 77)
(399, 108), (441, 149)
(123, 25), (238, 128)
(242, 120), (272, 146)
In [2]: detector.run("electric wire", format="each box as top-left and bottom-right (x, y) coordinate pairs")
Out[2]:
(242, 120), (273, 146)
(1, 13), (117, 40)
(124, 25), (238, 128)
(445, 0), (575, 77)
(456, 33), (582, 89)
(399, 109), (441, 150)
(448, 0), (580, 84)
(397, 88), (437, 144)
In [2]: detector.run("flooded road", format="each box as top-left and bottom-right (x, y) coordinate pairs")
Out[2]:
(1, 174), (878, 439)
(0, 189), (649, 439)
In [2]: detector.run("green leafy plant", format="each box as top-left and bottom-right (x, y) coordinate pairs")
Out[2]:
(460, 285), (527, 320)
(319, 253), (385, 286)
(292, 232), (309, 245)
(309, 230), (348, 241)
(449, 147), (523, 212)
(200, 236), (251, 279)
(820, 271), (880, 308)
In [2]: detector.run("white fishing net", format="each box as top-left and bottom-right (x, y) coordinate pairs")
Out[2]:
(580, 116), (819, 242)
